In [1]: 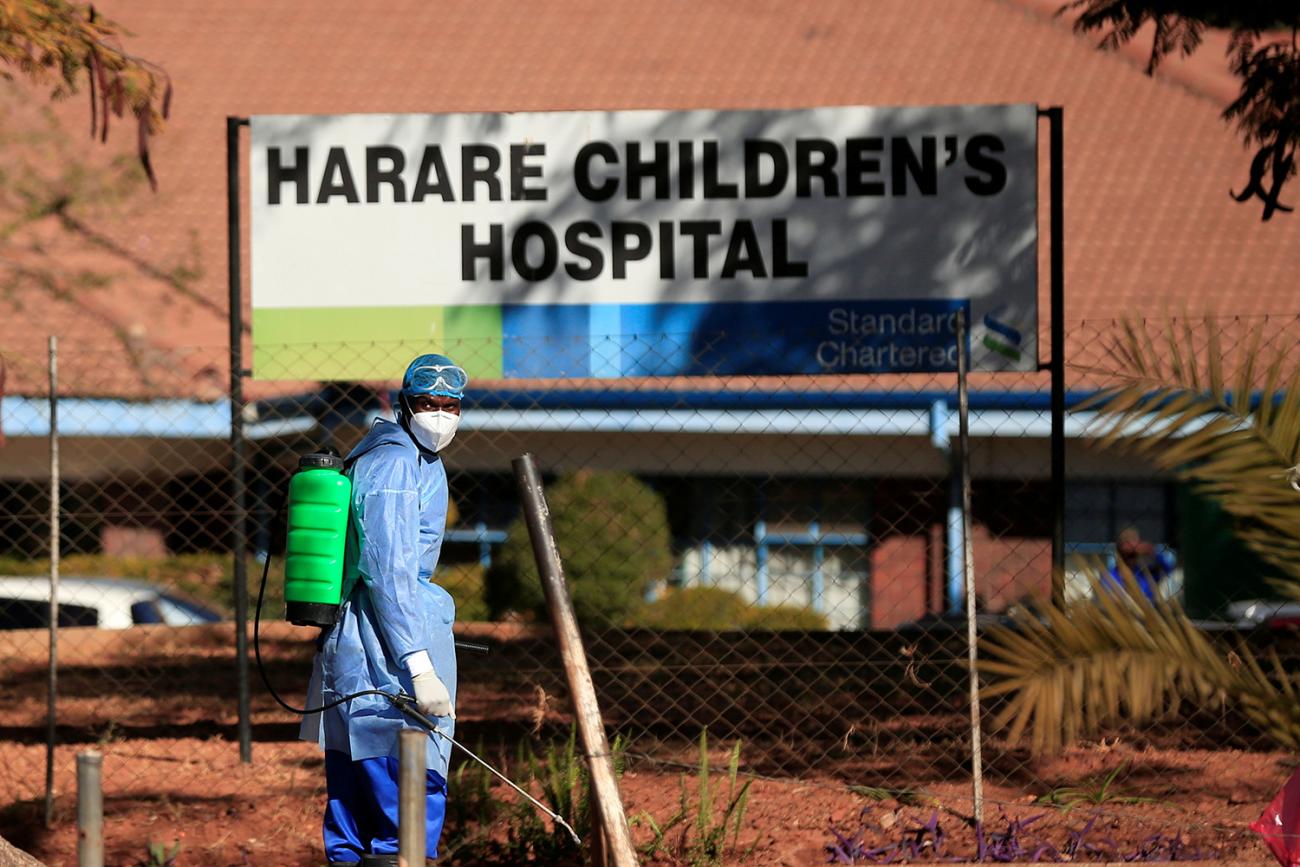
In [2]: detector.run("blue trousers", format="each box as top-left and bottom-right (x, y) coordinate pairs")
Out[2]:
(324, 749), (448, 863)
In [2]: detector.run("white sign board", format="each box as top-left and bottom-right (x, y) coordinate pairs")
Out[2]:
(250, 105), (1037, 379)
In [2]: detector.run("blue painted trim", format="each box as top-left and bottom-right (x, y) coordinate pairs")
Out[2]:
(461, 389), (1096, 412)
(933, 396), (964, 616)
(4, 387), (1273, 441)
(1, 397), (230, 438)
(946, 477), (964, 617)
(472, 521), (491, 569)
(443, 525), (507, 571)
(444, 528), (507, 542)
(810, 520), (825, 615)
(6, 385), (1253, 443)
(465, 407), (1096, 438)
(444, 528), (507, 547)
(255, 386), (1280, 425)
(263, 385), (1281, 417)
(759, 531), (869, 547)
(246, 387), (1093, 421)
(929, 399), (950, 450)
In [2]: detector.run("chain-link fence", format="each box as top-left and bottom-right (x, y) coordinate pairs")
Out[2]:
(0, 314), (1298, 860)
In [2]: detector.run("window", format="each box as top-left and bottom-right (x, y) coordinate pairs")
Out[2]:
(670, 476), (872, 629)
(0, 599), (98, 629)
(1063, 480), (1178, 603)
(131, 600), (163, 625)
(134, 595), (221, 626)
(758, 481), (871, 629)
(1065, 481), (1174, 550)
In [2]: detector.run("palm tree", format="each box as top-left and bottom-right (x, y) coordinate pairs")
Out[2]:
(979, 315), (1300, 756)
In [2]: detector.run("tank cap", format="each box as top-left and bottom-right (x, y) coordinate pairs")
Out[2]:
(298, 452), (344, 471)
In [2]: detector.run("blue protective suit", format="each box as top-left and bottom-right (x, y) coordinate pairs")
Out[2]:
(300, 419), (457, 860)
(323, 752), (448, 862)
(1103, 547), (1177, 602)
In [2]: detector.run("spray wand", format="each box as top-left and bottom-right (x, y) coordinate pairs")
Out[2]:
(388, 694), (582, 846)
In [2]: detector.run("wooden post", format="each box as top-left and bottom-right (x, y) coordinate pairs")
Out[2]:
(512, 454), (638, 867)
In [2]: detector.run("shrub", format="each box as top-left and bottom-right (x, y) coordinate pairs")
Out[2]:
(635, 585), (829, 631)
(436, 562), (490, 622)
(635, 586), (750, 630)
(490, 470), (672, 624)
(744, 603), (828, 631)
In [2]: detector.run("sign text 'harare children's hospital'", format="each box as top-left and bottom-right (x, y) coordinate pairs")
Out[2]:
(249, 106), (1038, 380)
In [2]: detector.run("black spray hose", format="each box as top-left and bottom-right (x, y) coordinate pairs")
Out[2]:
(250, 492), (486, 716)
(252, 539), (388, 715)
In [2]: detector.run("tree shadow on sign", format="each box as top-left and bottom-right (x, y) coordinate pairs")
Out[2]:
(473, 104), (1038, 379)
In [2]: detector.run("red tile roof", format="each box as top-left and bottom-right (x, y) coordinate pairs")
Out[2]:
(1, 0), (1296, 399)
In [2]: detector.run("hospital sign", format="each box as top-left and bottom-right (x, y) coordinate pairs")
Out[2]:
(249, 105), (1038, 380)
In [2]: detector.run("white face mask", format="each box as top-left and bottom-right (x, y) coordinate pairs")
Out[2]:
(408, 410), (460, 452)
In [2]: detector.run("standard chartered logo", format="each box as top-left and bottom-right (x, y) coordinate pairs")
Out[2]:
(815, 303), (963, 372)
(981, 314), (1022, 362)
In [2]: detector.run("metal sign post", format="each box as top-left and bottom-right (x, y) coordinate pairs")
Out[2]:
(956, 310), (985, 826)
(226, 116), (253, 763)
(1038, 106), (1066, 606)
(45, 335), (60, 828)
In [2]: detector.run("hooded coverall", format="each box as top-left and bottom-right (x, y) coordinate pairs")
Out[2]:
(300, 419), (457, 863)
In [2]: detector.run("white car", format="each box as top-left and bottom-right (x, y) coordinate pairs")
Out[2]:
(0, 576), (223, 629)
(1224, 599), (1300, 630)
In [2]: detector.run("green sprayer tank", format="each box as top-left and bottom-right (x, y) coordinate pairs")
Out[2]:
(284, 452), (352, 627)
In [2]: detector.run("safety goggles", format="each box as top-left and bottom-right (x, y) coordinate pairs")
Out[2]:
(406, 363), (469, 396)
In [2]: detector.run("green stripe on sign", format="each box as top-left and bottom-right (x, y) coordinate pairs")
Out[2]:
(982, 335), (1022, 362)
(443, 306), (504, 379)
(253, 307), (446, 381)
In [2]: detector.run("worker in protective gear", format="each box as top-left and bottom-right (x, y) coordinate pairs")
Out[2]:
(1102, 525), (1177, 602)
(301, 353), (468, 867)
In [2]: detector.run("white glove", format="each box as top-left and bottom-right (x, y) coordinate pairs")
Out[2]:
(411, 669), (454, 719)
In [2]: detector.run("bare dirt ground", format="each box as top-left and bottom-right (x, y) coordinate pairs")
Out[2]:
(0, 737), (1285, 865)
(0, 625), (1287, 865)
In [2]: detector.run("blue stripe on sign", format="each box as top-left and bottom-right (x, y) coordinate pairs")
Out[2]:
(983, 314), (1022, 345)
(500, 299), (970, 377)
(617, 304), (709, 376)
(501, 304), (592, 378)
(588, 305), (621, 377)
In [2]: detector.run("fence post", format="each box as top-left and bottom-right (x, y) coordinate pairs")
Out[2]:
(226, 116), (253, 764)
(956, 311), (985, 826)
(45, 335), (60, 829)
(512, 453), (637, 867)
(1045, 106), (1067, 606)
(398, 728), (426, 867)
(77, 750), (103, 867)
